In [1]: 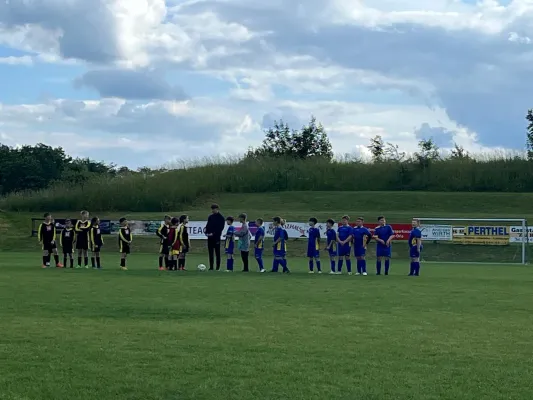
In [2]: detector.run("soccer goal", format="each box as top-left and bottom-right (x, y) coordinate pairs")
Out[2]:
(414, 218), (529, 265)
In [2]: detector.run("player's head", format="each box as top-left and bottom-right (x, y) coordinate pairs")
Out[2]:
(326, 219), (335, 228)
(171, 217), (179, 226)
(91, 216), (99, 225)
(238, 213), (247, 222)
(226, 216), (234, 225)
(280, 219), (286, 227)
(356, 217), (364, 227)
(44, 212), (52, 222)
(412, 218), (420, 228)
(377, 216), (386, 226)
(255, 218), (264, 226)
(65, 219), (72, 228)
(308, 217), (318, 226)
(211, 204), (220, 214)
(272, 216), (281, 226)
(119, 217), (128, 226)
(164, 215), (172, 224)
(341, 215), (349, 225)
(179, 214), (189, 224)
(80, 210), (89, 220)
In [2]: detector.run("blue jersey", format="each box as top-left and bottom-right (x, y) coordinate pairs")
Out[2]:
(337, 225), (353, 243)
(274, 227), (286, 254)
(225, 226), (235, 249)
(375, 225), (394, 247)
(352, 226), (372, 248)
(409, 228), (422, 248)
(255, 226), (265, 249)
(326, 228), (337, 254)
(308, 227), (320, 250)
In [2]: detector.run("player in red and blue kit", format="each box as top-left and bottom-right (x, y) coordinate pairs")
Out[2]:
(271, 217), (289, 273)
(325, 219), (337, 274)
(307, 217), (322, 273)
(224, 217), (235, 271)
(374, 216), (394, 275)
(408, 218), (422, 276)
(352, 217), (372, 276)
(336, 215), (353, 275)
(254, 218), (266, 273)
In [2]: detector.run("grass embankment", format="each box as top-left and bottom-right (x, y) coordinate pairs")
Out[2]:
(1, 191), (531, 263)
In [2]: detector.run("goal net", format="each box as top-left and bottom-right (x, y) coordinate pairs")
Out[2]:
(414, 218), (529, 265)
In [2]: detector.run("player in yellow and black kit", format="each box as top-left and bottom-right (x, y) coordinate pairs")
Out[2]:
(90, 217), (104, 269)
(177, 214), (190, 271)
(156, 215), (171, 270)
(60, 219), (76, 268)
(38, 213), (63, 268)
(75, 210), (92, 268)
(118, 217), (132, 270)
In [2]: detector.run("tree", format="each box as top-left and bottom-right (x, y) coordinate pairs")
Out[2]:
(414, 138), (440, 167)
(247, 116), (333, 160)
(450, 143), (469, 159)
(527, 109), (533, 160)
(368, 135), (385, 162)
(384, 142), (406, 162)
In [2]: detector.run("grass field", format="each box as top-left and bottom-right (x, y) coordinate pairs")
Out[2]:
(1, 252), (532, 400)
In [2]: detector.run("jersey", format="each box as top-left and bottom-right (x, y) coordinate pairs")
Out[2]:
(254, 226), (265, 258)
(118, 226), (132, 254)
(90, 224), (104, 250)
(337, 224), (353, 257)
(326, 228), (337, 256)
(409, 227), (422, 257)
(375, 224), (394, 257)
(352, 226), (372, 257)
(75, 220), (91, 250)
(178, 224), (189, 252)
(273, 226), (286, 256)
(157, 224), (170, 245)
(307, 227), (320, 258)
(38, 222), (56, 244)
(60, 228), (75, 253)
(225, 225), (235, 254)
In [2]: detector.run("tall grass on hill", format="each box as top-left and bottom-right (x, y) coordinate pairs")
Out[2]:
(2, 155), (533, 212)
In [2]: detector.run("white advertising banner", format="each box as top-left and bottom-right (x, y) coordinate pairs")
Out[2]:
(509, 226), (533, 243)
(420, 225), (453, 241)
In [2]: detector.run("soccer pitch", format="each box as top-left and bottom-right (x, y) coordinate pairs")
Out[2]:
(1, 252), (532, 400)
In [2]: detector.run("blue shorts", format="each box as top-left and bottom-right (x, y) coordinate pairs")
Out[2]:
(254, 248), (263, 258)
(307, 248), (320, 258)
(376, 246), (391, 258)
(354, 246), (366, 257)
(409, 247), (421, 258)
(338, 244), (351, 257)
(273, 250), (286, 258)
(225, 243), (234, 255)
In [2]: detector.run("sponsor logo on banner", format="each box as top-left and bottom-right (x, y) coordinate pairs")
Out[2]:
(452, 225), (509, 246)
(420, 225), (453, 241)
(509, 226), (533, 243)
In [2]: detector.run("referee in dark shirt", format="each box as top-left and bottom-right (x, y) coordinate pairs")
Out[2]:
(205, 204), (225, 270)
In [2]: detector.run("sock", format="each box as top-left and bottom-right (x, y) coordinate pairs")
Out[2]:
(376, 261), (382, 274)
(84, 257), (89, 267)
(357, 259), (363, 273)
(281, 259), (288, 272)
(179, 259), (185, 269)
(257, 257), (264, 271)
(272, 259), (279, 272)
(46, 254), (51, 264)
(69, 257), (74, 268)
(227, 258), (233, 270)
(63, 255), (68, 266)
(385, 259), (390, 275)
(91, 257), (96, 268)
(308, 259), (313, 271)
(120, 258), (126, 267)
(54, 254), (59, 265)
(362, 259), (367, 273)
(159, 256), (164, 268)
(316, 260), (321, 271)
(409, 262), (414, 275)
(330, 260), (336, 272)
(164, 258), (169, 269)
(173, 259), (178, 270)
(414, 262), (421, 275)
(42, 256), (47, 265)
(337, 259), (343, 272)
(346, 259), (352, 273)
(96, 257), (101, 268)
(78, 256), (82, 266)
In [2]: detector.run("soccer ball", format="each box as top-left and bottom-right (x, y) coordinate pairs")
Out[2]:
(197, 263), (207, 271)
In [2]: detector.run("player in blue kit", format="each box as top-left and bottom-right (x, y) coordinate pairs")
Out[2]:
(374, 216), (394, 275)
(254, 218), (266, 273)
(325, 219), (337, 274)
(307, 217), (322, 274)
(352, 217), (372, 276)
(224, 216), (235, 272)
(271, 217), (289, 273)
(408, 218), (422, 276)
(336, 215), (353, 275)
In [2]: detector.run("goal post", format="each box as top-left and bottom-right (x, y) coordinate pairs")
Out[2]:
(414, 218), (528, 265)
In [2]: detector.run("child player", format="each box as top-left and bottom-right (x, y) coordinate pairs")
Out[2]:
(224, 216), (235, 272)
(156, 215), (171, 271)
(254, 218), (266, 273)
(90, 217), (104, 269)
(168, 217), (180, 271)
(60, 219), (76, 268)
(307, 217), (321, 273)
(336, 215), (353, 275)
(352, 217), (372, 276)
(408, 218), (422, 276)
(271, 217), (289, 273)
(374, 216), (394, 275)
(325, 219), (337, 274)
(38, 213), (63, 268)
(280, 219), (290, 273)
(75, 210), (91, 269)
(118, 217), (132, 271)
(177, 215), (190, 271)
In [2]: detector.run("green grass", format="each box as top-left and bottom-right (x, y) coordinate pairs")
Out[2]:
(1, 252), (532, 399)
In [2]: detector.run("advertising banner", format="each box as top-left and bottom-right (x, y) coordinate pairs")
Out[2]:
(509, 226), (533, 243)
(452, 225), (509, 246)
(420, 225), (453, 241)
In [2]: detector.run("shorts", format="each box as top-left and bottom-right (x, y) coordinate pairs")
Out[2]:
(42, 241), (57, 252)
(180, 245), (189, 254)
(225, 243), (234, 255)
(409, 247), (421, 258)
(338, 243), (351, 257)
(307, 248), (320, 258)
(62, 246), (73, 255)
(254, 248), (263, 258)
(76, 237), (89, 250)
(354, 246), (366, 257)
(119, 242), (131, 254)
(273, 250), (286, 258)
(91, 244), (102, 252)
(376, 246), (392, 258)
(170, 249), (180, 256)
(159, 244), (170, 255)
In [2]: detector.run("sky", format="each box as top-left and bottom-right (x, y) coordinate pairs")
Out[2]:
(0, 0), (532, 168)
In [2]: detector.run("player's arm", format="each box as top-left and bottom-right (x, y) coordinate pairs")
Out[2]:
(89, 228), (94, 247)
(255, 232), (263, 248)
(37, 223), (43, 243)
(416, 230), (422, 252)
(386, 227), (395, 246)
(52, 225), (57, 244)
(156, 225), (165, 239)
(119, 229), (127, 243)
(59, 231), (63, 247)
(272, 230), (280, 246)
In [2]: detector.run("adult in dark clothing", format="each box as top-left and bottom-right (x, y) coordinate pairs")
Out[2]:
(205, 204), (225, 270)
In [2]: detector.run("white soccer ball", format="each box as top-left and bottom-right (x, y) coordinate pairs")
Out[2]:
(197, 263), (207, 271)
